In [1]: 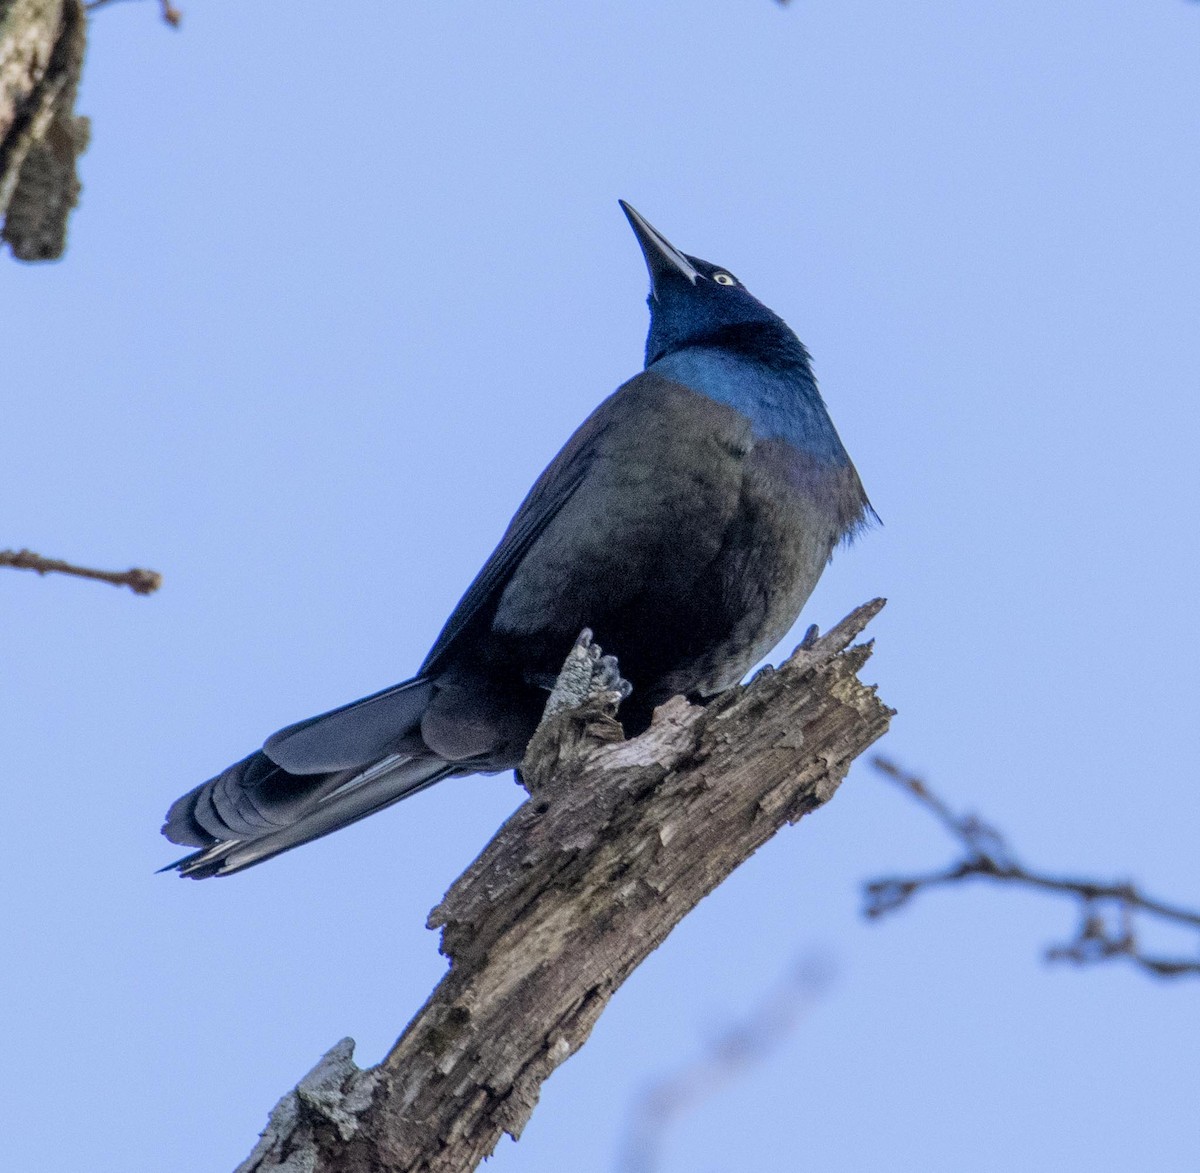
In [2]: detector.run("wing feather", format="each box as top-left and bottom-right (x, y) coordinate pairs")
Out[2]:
(419, 414), (611, 674)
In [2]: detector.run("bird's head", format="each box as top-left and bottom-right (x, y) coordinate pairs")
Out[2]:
(620, 201), (801, 369)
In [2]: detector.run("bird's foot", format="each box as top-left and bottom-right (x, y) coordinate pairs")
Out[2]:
(523, 631), (630, 792)
(542, 628), (632, 719)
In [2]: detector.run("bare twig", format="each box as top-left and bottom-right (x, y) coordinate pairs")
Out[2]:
(0, 548), (162, 595)
(84, 0), (181, 27)
(866, 756), (1200, 979)
(617, 954), (834, 1173)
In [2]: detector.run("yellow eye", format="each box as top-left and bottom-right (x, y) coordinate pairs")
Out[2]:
(713, 272), (736, 286)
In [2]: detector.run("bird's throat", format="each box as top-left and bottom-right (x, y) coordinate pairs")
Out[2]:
(647, 346), (848, 463)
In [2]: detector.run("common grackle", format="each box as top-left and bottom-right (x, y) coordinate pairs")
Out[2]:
(163, 203), (873, 878)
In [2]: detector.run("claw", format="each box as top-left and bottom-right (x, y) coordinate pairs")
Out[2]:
(597, 654), (634, 699)
(542, 629), (633, 718)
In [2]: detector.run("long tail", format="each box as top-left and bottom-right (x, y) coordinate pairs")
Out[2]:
(162, 676), (453, 878)
(163, 753), (454, 878)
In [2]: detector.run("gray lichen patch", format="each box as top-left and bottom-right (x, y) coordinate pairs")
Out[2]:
(0, 0), (88, 261)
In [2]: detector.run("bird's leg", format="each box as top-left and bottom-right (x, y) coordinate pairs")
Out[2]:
(541, 628), (632, 719)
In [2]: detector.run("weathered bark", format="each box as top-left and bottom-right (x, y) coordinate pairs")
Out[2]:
(0, 0), (88, 261)
(236, 600), (892, 1173)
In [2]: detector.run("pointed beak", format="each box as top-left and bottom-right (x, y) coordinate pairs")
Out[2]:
(620, 200), (700, 296)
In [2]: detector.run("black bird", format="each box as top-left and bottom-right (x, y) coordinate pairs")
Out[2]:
(163, 203), (873, 878)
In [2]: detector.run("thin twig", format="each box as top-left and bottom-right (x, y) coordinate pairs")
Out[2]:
(84, 0), (181, 27)
(866, 756), (1200, 979)
(0, 548), (162, 595)
(616, 955), (834, 1173)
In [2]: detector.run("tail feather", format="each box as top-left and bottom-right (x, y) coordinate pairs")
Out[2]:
(262, 677), (435, 773)
(164, 752), (345, 847)
(162, 673), (449, 877)
(164, 754), (455, 879)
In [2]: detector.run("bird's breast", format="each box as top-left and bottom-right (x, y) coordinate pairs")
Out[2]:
(696, 437), (862, 683)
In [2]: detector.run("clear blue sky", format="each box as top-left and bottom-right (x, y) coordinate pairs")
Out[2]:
(4, 1), (1199, 1169)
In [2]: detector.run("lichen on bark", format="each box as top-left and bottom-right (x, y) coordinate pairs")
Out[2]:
(0, 0), (89, 261)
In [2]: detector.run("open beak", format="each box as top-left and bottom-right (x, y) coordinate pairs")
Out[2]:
(620, 200), (700, 296)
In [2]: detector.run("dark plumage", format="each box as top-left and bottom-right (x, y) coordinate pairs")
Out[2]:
(163, 203), (873, 878)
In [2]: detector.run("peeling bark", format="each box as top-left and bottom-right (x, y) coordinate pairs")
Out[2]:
(236, 600), (893, 1173)
(0, 0), (88, 261)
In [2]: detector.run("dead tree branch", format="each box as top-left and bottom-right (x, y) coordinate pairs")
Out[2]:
(0, 547), (162, 594)
(1, 0), (90, 260)
(235, 600), (892, 1173)
(866, 756), (1200, 979)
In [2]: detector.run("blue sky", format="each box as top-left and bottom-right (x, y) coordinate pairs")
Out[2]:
(4, 1), (1199, 1169)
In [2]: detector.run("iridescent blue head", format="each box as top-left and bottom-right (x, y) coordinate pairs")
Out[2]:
(619, 200), (873, 489)
(620, 200), (810, 371)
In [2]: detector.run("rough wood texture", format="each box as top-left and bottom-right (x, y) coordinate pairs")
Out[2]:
(0, 0), (88, 261)
(236, 600), (892, 1173)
